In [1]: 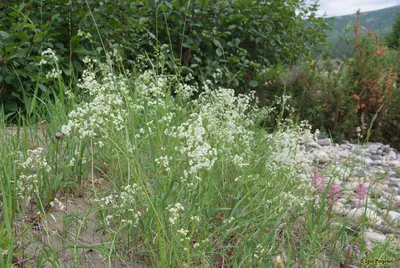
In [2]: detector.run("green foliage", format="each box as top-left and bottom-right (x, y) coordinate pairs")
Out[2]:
(323, 6), (400, 58)
(146, 0), (328, 90)
(277, 14), (400, 147)
(386, 13), (400, 49)
(0, 0), (328, 117)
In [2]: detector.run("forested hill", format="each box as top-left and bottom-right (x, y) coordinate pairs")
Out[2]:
(324, 5), (400, 57)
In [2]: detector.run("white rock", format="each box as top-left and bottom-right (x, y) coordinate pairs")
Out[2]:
(390, 178), (400, 184)
(331, 153), (340, 162)
(346, 208), (382, 225)
(369, 185), (384, 197)
(365, 158), (375, 167)
(382, 145), (391, 153)
(368, 144), (380, 154)
(340, 144), (351, 150)
(317, 138), (332, 146)
(385, 150), (397, 160)
(307, 141), (322, 149)
(387, 160), (400, 168)
(332, 203), (346, 215)
(385, 211), (400, 225)
(364, 231), (387, 246)
(314, 150), (330, 164)
(338, 150), (349, 158)
(352, 146), (366, 155)
(381, 185), (398, 195)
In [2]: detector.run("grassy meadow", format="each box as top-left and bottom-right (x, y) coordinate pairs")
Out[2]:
(0, 47), (399, 267)
(1, 1), (400, 267)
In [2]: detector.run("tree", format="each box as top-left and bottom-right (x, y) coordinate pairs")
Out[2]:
(386, 13), (400, 49)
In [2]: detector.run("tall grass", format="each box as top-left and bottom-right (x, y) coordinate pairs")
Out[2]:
(0, 6), (399, 268)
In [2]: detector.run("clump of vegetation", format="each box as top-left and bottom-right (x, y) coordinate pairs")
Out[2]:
(1, 1), (400, 267)
(270, 12), (400, 148)
(0, 0), (328, 117)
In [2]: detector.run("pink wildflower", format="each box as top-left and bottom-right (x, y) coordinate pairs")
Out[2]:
(328, 184), (341, 202)
(311, 170), (328, 191)
(345, 245), (360, 256)
(355, 183), (368, 200)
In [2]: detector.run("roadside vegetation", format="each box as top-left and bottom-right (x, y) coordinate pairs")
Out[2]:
(0, 0), (400, 267)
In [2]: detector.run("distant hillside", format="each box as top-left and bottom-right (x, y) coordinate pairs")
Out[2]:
(323, 5), (400, 58)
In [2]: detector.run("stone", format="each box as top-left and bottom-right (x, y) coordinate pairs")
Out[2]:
(365, 158), (375, 167)
(352, 147), (366, 155)
(332, 203), (346, 215)
(390, 178), (400, 183)
(381, 185), (398, 195)
(378, 198), (390, 210)
(370, 185), (384, 198)
(307, 141), (322, 149)
(368, 144), (381, 154)
(370, 155), (381, 161)
(314, 151), (330, 164)
(385, 211), (400, 226)
(356, 169), (366, 177)
(387, 182), (399, 188)
(346, 208), (382, 225)
(340, 144), (351, 150)
(387, 160), (400, 168)
(377, 149), (383, 155)
(374, 224), (398, 234)
(338, 150), (349, 158)
(364, 231), (387, 246)
(317, 138), (332, 146)
(349, 199), (369, 208)
(382, 145), (391, 153)
(385, 150), (397, 160)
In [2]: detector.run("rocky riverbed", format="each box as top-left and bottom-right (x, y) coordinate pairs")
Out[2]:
(307, 136), (400, 249)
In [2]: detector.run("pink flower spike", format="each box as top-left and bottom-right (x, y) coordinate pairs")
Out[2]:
(355, 183), (369, 200)
(311, 170), (328, 191)
(328, 184), (341, 202)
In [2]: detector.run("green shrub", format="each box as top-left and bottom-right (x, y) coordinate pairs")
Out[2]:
(0, 0), (328, 117)
(278, 12), (400, 147)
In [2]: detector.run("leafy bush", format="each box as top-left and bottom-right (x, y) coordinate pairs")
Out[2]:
(0, 0), (328, 117)
(279, 12), (400, 147)
(386, 12), (400, 49)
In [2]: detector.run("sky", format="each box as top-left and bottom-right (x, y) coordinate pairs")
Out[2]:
(312, 0), (400, 16)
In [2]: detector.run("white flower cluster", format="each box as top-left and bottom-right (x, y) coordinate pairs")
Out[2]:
(77, 29), (92, 40)
(174, 82), (198, 101)
(164, 81), (265, 184)
(132, 70), (170, 114)
(166, 202), (184, 225)
(253, 244), (266, 260)
(62, 60), (129, 139)
(264, 121), (316, 178)
(45, 68), (62, 79)
(50, 198), (65, 211)
(164, 115), (216, 182)
(17, 174), (39, 202)
(155, 155), (172, 172)
(39, 48), (58, 65)
(95, 184), (143, 228)
(19, 147), (51, 172)
(17, 147), (51, 203)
